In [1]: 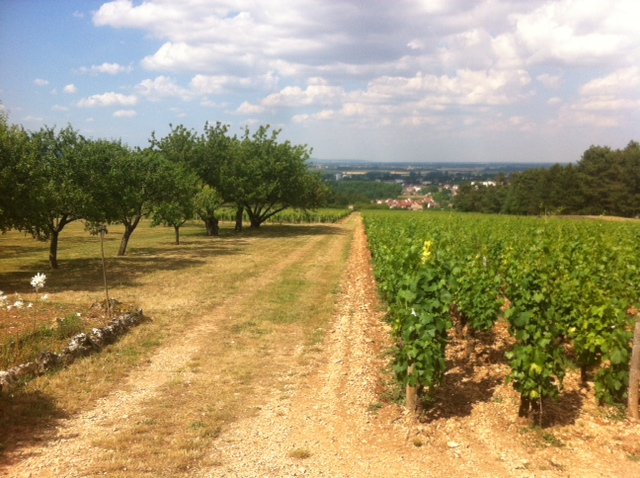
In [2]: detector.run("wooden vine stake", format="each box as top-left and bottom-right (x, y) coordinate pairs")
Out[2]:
(628, 312), (640, 420)
(406, 363), (421, 416)
(99, 227), (112, 324)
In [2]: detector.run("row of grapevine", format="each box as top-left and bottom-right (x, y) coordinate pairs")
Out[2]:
(217, 208), (352, 224)
(363, 211), (640, 420)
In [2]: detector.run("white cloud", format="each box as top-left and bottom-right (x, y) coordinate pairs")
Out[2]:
(261, 79), (343, 108)
(136, 76), (193, 101)
(537, 73), (562, 89)
(190, 73), (278, 94)
(33, 79), (49, 87)
(63, 84), (78, 94)
(77, 63), (133, 75)
(293, 109), (335, 123)
(113, 109), (137, 118)
(579, 66), (640, 96)
(52, 105), (69, 112)
(568, 67), (640, 114)
(200, 98), (227, 108)
(511, 1), (640, 66)
(236, 101), (265, 115)
(77, 92), (138, 107)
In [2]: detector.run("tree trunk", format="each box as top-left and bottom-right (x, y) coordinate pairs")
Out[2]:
(249, 214), (262, 228)
(49, 229), (60, 269)
(118, 225), (134, 256)
(118, 216), (142, 256)
(202, 216), (219, 236)
(628, 314), (640, 420)
(234, 206), (244, 232)
(174, 226), (180, 245)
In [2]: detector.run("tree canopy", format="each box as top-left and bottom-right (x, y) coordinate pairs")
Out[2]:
(453, 141), (640, 218)
(0, 115), (329, 267)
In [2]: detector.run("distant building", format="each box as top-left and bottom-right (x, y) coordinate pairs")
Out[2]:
(471, 181), (496, 187)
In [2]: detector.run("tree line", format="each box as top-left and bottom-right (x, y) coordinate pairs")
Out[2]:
(453, 141), (640, 217)
(0, 111), (326, 269)
(326, 181), (403, 207)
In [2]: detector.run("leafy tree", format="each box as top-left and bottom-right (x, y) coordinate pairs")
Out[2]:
(151, 162), (200, 245)
(221, 125), (325, 228)
(96, 146), (168, 256)
(22, 125), (93, 269)
(576, 145), (617, 215)
(0, 111), (31, 232)
(194, 184), (223, 236)
(194, 122), (236, 234)
(619, 141), (640, 217)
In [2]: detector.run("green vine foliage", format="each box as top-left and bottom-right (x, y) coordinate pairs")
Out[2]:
(391, 251), (453, 391)
(364, 211), (640, 418)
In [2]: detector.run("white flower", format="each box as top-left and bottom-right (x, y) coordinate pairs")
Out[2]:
(411, 308), (417, 316)
(27, 302), (33, 308)
(30, 272), (46, 292)
(13, 300), (24, 309)
(42, 294), (49, 301)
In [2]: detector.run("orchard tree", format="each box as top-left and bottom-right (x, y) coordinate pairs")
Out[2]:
(0, 110), (31, 232)
(95, 146), (168, 256)
(221, 125), (326, 228)
(194, 184), (224, 236)
(151, 161), (200, 245)
(23, 125), (93, 269)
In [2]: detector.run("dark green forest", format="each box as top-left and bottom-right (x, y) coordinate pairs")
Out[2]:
(453, 141), (640, 217)
(327, 181), (403, 206)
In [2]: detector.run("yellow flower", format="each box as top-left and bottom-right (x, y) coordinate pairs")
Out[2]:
(421, 240), (433, 264)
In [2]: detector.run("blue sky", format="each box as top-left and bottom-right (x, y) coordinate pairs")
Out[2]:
(1, 0), (638, 163)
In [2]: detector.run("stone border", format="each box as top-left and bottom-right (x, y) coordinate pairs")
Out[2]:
(0, 309), (147, 393)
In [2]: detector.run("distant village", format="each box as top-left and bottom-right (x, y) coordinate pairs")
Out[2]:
(335, 170), (467, 210)
(378, 184), (460, 210)
(313, 160), (520, 211)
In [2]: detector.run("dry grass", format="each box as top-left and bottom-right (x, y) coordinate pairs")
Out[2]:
(0, 217), (357, 475)
(288, 448), (312, 459)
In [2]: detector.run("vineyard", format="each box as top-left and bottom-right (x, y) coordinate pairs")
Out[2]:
(364, 210), (640, 423)
(216, 207), (352, 224)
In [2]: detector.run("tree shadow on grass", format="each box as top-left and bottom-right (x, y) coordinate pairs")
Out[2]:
(1, 222), (344, 295)
(0, 388), (68, 467)
(0, 240), (242, 295)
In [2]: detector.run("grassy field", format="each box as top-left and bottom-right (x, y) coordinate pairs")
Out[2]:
(0, 217), (356, 473)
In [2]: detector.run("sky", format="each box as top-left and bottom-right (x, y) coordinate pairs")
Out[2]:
(1, 0), (639, 163)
